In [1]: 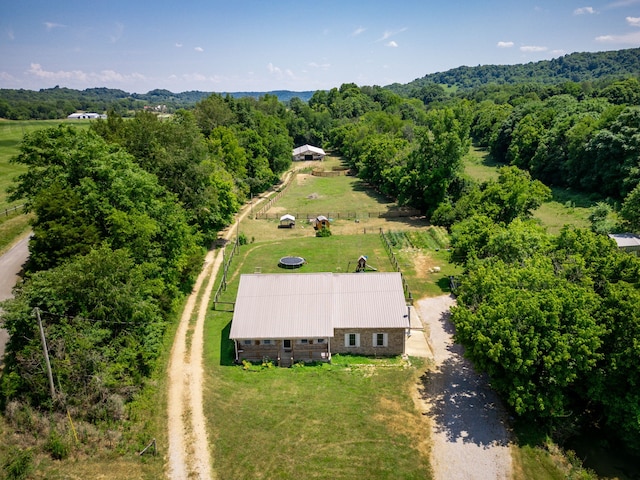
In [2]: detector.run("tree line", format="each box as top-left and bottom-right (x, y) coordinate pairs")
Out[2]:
(1, 66), (639, 458)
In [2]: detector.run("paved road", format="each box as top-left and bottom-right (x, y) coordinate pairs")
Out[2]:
(0, 234), (30, 361)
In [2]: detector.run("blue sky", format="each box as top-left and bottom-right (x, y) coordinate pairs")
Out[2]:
(1, 0), (639, 93)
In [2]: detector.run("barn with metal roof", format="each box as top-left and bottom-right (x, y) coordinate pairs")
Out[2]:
(292, 144), (326, 161)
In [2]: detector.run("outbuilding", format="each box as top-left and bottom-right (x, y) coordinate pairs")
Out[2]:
(609, 233), (640, 255)
(312, 215), (330, 230)
(67, 112), (106, 119)
(229, 272), (409, 366)
(292, 144), (326, 161)
(279, 214), (296, 228)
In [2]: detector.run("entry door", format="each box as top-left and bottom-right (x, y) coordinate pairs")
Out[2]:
(283, 339), (292, 351)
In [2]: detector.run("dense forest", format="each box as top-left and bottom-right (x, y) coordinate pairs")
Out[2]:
(1, 47), (640, 460)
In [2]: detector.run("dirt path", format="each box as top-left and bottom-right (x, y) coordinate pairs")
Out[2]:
(166, 168), (299, 479)
(414, 295), (513, 480)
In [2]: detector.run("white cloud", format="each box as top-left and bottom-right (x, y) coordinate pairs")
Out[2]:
(308, 62), (330, 69)
(26, 63), (145, 84)
(175, 43), (183, 48)
(520, 45), (548, 52)
(7, 28), (14, 41)
(574, 6), (596, 15)
(267, 63), (282, 74)
(627, 16), (640, 26)
(109, 22), (124, 43)
(194, 46), (204, 52)
(596, 30), (640, 43)
(352, 27), (365, 36)
(377, 27), (408, 42)
(386, 41), (398, 47)
(44, 22), (66, 31)
(497, 41), (514, 48)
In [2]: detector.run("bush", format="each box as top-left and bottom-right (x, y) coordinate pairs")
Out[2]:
(45, 429), (70, 460)
(2, 447), (34, 480)
(315, 226), (332, 237)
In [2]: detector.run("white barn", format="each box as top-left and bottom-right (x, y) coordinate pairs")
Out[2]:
(292, 144), (326, 161)
(67, 112), (107, 120)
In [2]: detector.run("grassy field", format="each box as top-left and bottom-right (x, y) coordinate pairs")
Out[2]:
(464, 146), (594, 233)
(203, 234), (434, 480)
(0, 119), (91, 253)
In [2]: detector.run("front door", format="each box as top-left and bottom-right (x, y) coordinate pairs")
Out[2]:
(283, 339), (292, 352)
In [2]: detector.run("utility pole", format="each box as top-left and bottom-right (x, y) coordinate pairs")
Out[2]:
(34, 308), (56, 399)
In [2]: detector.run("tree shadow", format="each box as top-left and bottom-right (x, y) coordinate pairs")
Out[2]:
(418, 307), (511, 448)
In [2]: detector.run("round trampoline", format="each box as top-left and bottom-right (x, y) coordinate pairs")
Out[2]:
(279, 256), (305, 269)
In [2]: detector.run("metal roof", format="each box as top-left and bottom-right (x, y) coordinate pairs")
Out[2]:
(609, 233), (640, 250)
(229, 272), (408, 340)
(292, 144), (326, 156)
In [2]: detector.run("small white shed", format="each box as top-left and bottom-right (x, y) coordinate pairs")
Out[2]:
(279, 214), (296, 228)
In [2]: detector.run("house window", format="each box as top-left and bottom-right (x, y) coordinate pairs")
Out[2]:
(345, 333), (360, 347)
(262, 340), (272, 345)
(243, 340), (252, 346)
(372, 333), (388, 347)
(298, 339), (309, 344)
(317, 339), (325, 344)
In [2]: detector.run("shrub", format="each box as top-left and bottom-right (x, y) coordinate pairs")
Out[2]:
(315, 226), (332, 237)
(2, 447), (34, 480)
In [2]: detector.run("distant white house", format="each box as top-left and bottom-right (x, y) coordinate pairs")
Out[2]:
(67, 112), (107, 120)
(292, 144), (326, 161)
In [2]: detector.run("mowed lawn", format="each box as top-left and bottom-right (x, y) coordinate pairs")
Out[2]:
(203, 234), (433, 480)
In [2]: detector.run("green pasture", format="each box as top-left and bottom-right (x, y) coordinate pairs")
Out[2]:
(273, 171), (396, 217)
(202, 236), (433, 480)
(464, 146), (595, 233)
(0, 119), (91, 252)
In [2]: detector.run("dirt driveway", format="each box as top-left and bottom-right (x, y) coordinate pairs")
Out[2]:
(414, 295), (513, 480)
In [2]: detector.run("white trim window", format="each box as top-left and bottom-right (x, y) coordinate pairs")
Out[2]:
(297, 339), (309, 345)
(345, 333), (360, 347)
(261, 339), (273, 345)
(243, 339), (252, 345)
(372, 333), (388, 347)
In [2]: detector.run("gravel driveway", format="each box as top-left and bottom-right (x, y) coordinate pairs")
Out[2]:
(415, 295), (513, 480)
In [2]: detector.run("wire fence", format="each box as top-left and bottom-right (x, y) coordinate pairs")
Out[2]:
(255, 209), (422, 221)
(380, 229), (414, 305)
(213, 235), (240, 311)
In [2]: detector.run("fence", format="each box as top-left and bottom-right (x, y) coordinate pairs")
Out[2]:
(212, 235), (240, 311)
(252, 171), (297, 219)
(379, 229), (414, 305)
(2, 204), (25, 217)
(255, 208), (421, 221)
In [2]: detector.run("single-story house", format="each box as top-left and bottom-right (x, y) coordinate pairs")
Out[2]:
(312, 215), (330, 230)
(67, 112), (106, 119)
(292, 144), (326, 161)
(229, 272), (409, 366)
(279, 214), (296, 228)
(609, 233), (640, 255)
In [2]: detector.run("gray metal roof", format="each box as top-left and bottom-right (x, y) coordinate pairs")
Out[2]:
(229, 272), (408, 340)
(609, 233), (640, 250)
(292, 144), (326, 156)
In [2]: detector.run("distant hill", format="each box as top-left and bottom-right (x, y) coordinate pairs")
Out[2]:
(0, 87), (316, 120)
(386, 47), (640, 95)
